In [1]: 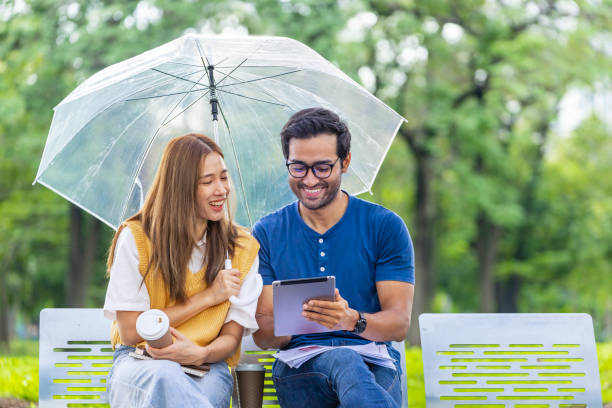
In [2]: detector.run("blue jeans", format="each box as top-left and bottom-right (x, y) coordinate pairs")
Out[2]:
(272, 344), (401, 408)
(107, 346), (233, 408)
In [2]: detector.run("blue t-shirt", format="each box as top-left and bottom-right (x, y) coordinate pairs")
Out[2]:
(252, 193), (415, 349)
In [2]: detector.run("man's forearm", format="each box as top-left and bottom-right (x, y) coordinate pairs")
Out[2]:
(253, 314), (291, 350)
(357, 281), (414, 342)
(355, 308), (410, 343)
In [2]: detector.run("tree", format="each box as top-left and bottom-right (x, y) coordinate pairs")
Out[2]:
(332, 0), (611, 342)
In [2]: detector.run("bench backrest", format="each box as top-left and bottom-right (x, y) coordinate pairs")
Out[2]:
(39, 308), (408, 408)
(419, 313), (603, 408)
(39, 308), (113, 408)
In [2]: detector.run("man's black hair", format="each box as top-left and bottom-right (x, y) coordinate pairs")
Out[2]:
(280, 107), (351, 161)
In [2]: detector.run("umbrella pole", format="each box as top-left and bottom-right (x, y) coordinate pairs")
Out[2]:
(207, 64), (220, 144)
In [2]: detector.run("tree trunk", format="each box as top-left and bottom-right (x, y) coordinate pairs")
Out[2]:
(0, 245), (17, 352)
(0, 268), (9, 352)
(496, 276), (521, 312)
(476, 213), (501, 312)
(496, 116), (552, 312)
(407, 151), (436, 345)
(66, 205), (101, 307)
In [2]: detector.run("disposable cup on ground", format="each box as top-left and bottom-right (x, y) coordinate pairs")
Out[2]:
(234, 363), (266, 408)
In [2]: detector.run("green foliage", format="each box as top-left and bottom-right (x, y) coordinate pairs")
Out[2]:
(1, 339), (38, 357)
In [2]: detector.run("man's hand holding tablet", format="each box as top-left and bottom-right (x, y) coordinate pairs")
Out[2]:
(301, 288), (360, 331)
(272, 276), (336, 336)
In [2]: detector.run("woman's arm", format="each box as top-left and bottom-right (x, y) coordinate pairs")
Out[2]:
(198, 321), (244, 363)
(116, 268), (241, 345)
(145, 321), (244, 366)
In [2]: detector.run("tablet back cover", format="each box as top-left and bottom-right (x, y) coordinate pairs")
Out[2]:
(273, 277), (335, 336)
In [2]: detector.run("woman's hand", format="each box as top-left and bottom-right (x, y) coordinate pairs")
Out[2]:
(210, 268), (241, 303)
(146, 327), (209, 366)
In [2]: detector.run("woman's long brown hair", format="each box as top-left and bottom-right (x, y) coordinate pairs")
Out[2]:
(106, 133), (239, 302)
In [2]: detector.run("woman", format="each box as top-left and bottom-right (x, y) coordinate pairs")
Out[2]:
(103, 133), (260, 408)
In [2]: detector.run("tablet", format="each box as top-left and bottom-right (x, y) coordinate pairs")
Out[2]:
(272, 276), (336, 336)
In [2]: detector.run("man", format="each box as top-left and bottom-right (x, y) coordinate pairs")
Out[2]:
(252, 107), (415, 408)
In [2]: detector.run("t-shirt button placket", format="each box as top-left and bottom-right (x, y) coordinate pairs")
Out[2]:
(318, 237), (326, 273)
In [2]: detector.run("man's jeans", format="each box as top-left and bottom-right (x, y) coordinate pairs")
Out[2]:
(107, 346), (233, 408)
(272, 344), (402, 408)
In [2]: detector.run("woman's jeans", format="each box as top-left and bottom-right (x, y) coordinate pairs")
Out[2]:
(107, 346), (233, 408)
(272, 344), (402, 408)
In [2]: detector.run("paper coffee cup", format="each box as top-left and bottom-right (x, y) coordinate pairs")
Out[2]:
(235, 364), (266, 408)
(136, 309), (172, 348)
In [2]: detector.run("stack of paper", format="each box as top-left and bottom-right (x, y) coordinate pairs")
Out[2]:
(273, 342), (396, 370)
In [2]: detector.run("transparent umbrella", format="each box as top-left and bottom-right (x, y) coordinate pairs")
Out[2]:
(34, 34), (406, 229)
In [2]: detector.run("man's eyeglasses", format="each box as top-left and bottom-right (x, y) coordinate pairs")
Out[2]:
(286, 157), (341, 179)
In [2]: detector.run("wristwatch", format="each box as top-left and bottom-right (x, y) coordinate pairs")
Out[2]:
(351, 311), (367, 335)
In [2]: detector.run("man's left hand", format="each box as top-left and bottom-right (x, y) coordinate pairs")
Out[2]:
(302, 289), (358, 331)
(146, 327), (208, 366)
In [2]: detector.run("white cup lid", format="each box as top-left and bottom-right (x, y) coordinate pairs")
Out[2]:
(136, 309), (169, 341)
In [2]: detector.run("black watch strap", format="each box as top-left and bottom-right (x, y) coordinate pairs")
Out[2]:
(351, 311), (367, 334)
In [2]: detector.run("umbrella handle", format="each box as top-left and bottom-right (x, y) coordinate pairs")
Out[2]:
(226, 258), (264, 306)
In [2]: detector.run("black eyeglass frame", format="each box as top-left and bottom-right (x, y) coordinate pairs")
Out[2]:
(285, 157), (341, 179)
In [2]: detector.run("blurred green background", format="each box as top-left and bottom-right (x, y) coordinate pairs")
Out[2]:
(1, 0), (611, 405)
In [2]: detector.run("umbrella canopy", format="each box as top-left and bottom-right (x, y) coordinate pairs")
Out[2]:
(35, 34), (406, 229)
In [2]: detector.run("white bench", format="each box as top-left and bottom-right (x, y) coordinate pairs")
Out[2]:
(419, 313), (603, 408)
(39, 308), (408, 407)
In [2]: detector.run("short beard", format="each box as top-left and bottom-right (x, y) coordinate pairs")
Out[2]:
(297, 181), (341, 210)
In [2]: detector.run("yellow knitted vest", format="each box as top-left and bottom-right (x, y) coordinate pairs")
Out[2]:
(110, 220), (259, 367)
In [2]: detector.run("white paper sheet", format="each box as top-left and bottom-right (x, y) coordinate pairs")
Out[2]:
(273, 342), (396, 370)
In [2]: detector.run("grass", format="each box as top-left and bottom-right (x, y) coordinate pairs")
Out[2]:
(0, 355), (38, 401)
(1, 341), (610, 407)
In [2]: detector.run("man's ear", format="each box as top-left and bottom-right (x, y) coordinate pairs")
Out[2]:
(341, 152), (351, 173)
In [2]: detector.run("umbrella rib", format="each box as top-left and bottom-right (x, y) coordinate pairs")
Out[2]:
(193, 40), (230, 68)
(166, 61), (203, 68)
(215, 58), (249, 87)
(158, 71), (210, 126)
(217, 97), (254, 229)
(215, 65), (301, 69)
(214, 38), (273, 88)
(36, 68), (205, 178)
(214, 68), (292, 108)
(159, 89), (211, 128)
(127, 67), (205, 97)
(216, 88), (288, 107)
(214, 56), (229, 66)
(216, 69), (301, 89)
(194, 40), (212, 68)
(125, 88), (209, 102)
(118, 71), (209, 221)
(151, 68), (208, 87)
(217, 99), (232, 133)
(215, 57), (229, 68)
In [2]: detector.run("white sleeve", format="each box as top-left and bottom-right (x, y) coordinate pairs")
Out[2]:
(224, 255), (261, 336)
(103, 227), (150, 320)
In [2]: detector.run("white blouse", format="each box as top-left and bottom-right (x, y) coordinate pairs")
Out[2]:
(103, 227), (260, 335)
